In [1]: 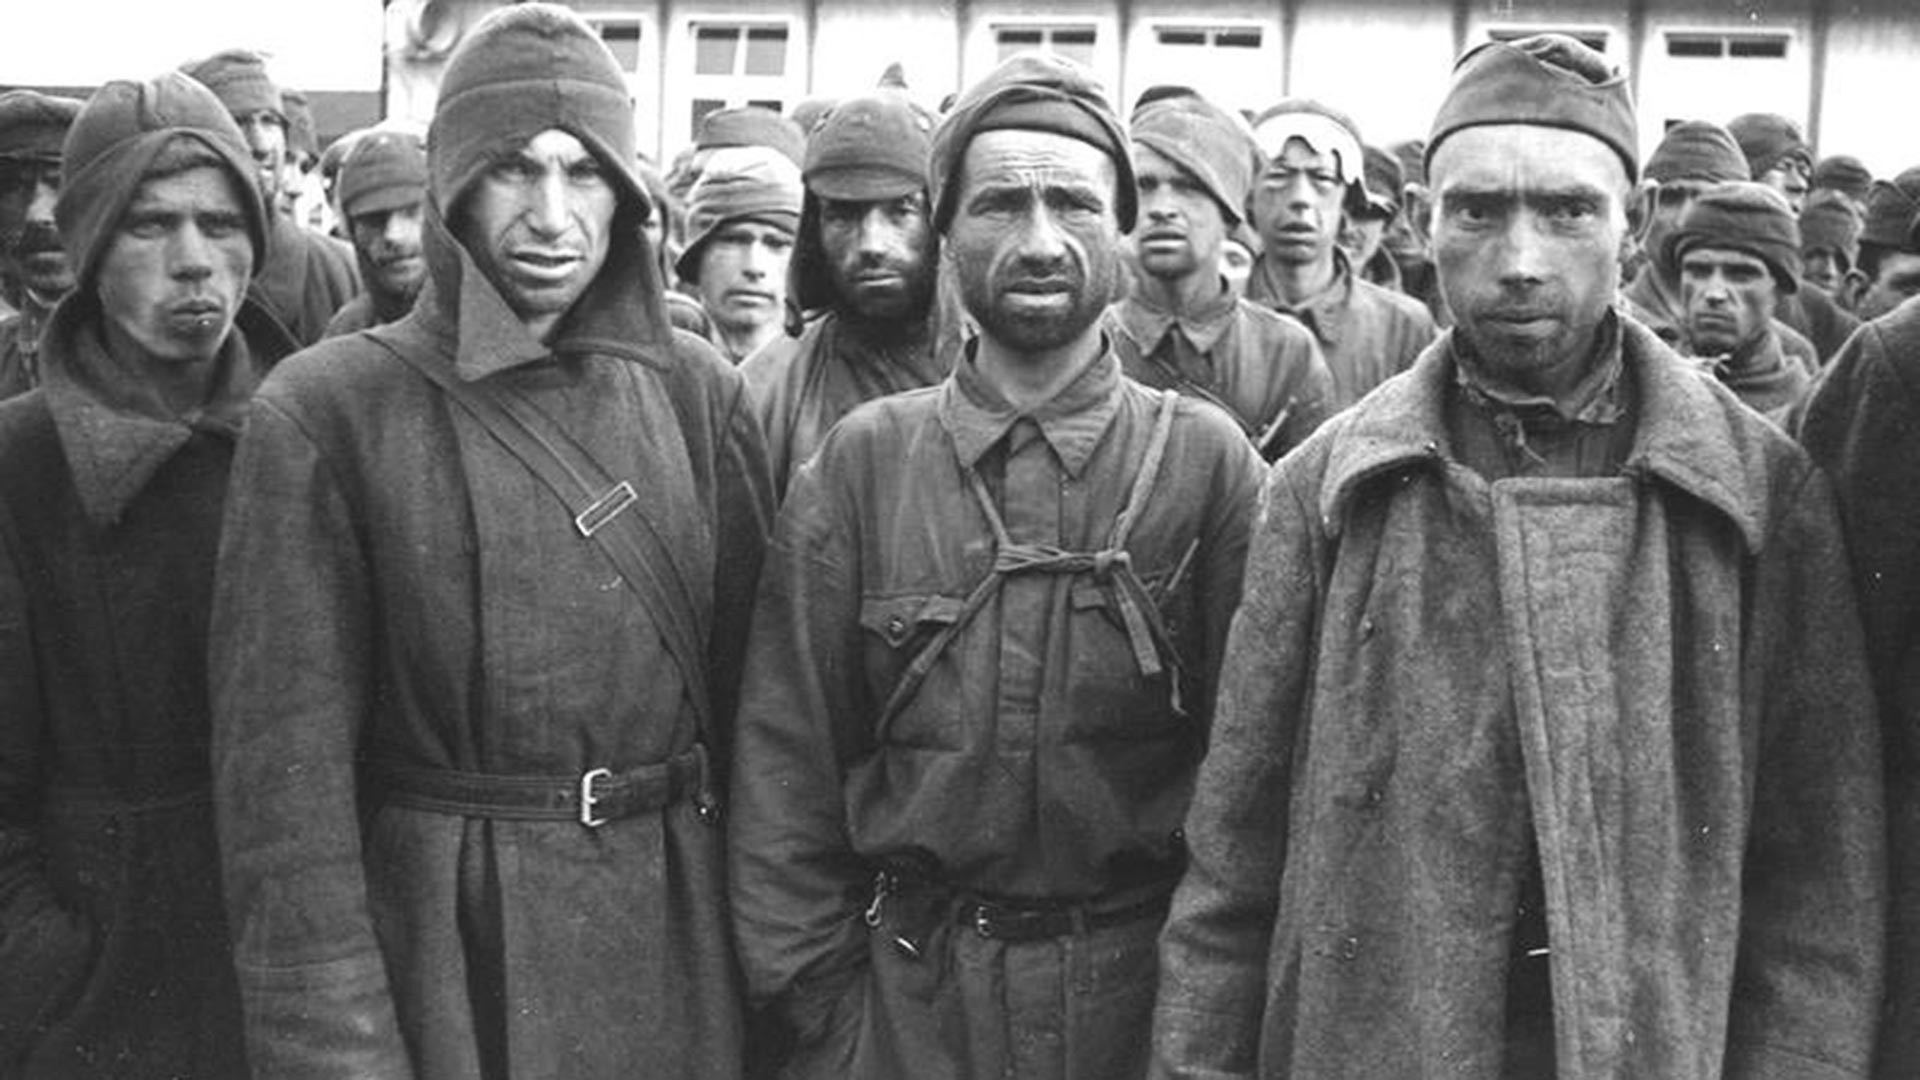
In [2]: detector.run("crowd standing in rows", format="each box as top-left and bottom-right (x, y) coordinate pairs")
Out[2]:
(0, 7), (1917, 1079)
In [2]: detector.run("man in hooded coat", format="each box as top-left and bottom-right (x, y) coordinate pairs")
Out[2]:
(209, 6), (773, 1078)
(0, 71), (291, 1078)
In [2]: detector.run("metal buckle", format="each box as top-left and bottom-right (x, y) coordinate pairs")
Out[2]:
(973, 905), (994, 939)
(575, 481), (637, 538)
(578, 767), (613, 827)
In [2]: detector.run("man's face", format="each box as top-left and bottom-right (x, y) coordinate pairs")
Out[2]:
(1131, 143), (1227, 284)
(455, 128), (617, 335)
(348, 200), (426, 305)
(1758, 160), (1810, 214)
(1644, 179), (1711, 274)
(945, 128), (1121, 356)
(1679, 247), (1776, 356)
(96, 164), (254, 366)
(1852, 250), (1920, 320)
(819, 190), (935, 322)
(1428, 125), (1632, 384)
(1801, 247), (1847, 296)
(233, 109), (288, 204)
(0, 156), (73, 299)
(695, 219), (794, 334)
(1339, 211), (1389, 271)
(1250, 137), (1347, 269)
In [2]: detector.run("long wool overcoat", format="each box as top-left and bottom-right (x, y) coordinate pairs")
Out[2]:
(210, 212), (773, 1080)
(0, 297), (289, 1078)
(1153, 318), (1886, 1079)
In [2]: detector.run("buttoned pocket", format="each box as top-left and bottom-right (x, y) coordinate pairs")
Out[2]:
(859, 593), (967, 747)
(859, 594), (965, 651)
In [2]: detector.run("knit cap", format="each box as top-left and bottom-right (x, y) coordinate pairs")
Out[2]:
(55, 72), (268, 292)
(1427, 34), (1637, 184)
(1811, 155), (1872, 203)
(180, 49), (285, 122)
(428, 3), (650, 225)
(803, 90), (933, 202)
(674, 145), (803, 282)
(1645, 121), (1748, 185)
(1250, 99), (1371, 217)
(1390, 139), (1426, 187)
(1664, 181), (1800, 293)
(1131, 88), (1259, 227)
(1727, 113), (1811, 179)
(695, 105), (806, 167)
(337, 130), (427, 219)
(0, 91), (84, 160)
(1799, 191), (1862, 259)
(929, 52), (1134, 233)
(1359, 144), (1404, 219)
(1860, 167), (1920, 252)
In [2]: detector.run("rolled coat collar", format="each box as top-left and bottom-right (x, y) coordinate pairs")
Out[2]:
(1316, 310), (1778, 553)
(39, 290), (283, 526)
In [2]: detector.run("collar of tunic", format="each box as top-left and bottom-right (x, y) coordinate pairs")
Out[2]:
(1452, 310), (1627, 427)
(1113, 278), (1239, 356)
(938, 335), (1123, 480)
(1249, 248), (1356, 345)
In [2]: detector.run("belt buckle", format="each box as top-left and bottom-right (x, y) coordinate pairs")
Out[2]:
(575, 481), (637, 538)
(973, 904), (995, 939)
(578, 767), (613, 827)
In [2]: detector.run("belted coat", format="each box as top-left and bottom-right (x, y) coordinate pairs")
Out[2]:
(210, 210), (773, 1080)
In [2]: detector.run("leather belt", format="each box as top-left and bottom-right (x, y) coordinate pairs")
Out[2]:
(366, 745), (706, 827)
(956, 888), (1173, 943)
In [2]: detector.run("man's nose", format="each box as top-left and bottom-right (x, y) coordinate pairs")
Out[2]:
(1013, 204), (1069, 266)
(524, 170), (570, 236)
(26, 177), (57, 225)
(169, 224), (216, 281)
(1494, 212), (1549, 284)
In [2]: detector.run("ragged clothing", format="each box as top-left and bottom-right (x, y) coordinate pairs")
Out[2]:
(210, 207), (773, 1080)
(0, 293), (288, 1078)
(249, 211), (361, 349)
(741, 310), (950, 500)
(1685, 325), (1811, 427)
(0, 290), (55, 400)
(1622, 265), (1820, 375)
(1153, 315), (1885, 1080)
(729, 341), (1262, 1078)
(1106, 283), (1335, 461)
(1246, 248), (1436, 408)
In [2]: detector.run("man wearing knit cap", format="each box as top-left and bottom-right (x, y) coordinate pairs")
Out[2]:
(1728, 112), (1813, 213)
(1842, 167), (1920, 321)
(0, 90), (83, 398)
(1345, 144), (1406, 291)
(667, 105), (809, 208)
(730, 51), (1262, 1080)
(1384, 136), (1449, 325)
(739, 89), (950, 499)
(677, 144), (803, 362)
(0, 70), (294, 1079)
(1245, 98), (1436, 408)
(1669, 182), (1814, 423)
(1800, 189), (1864, 297)
(1108, 87), (1333, 461)
(1813, 154), (1874, 214)
(183, 48), (360, 347)
(322, 129), (428, 336)
(1156, 32), (1883, 1080)
(1800, 196), (1920, 1080)
(1722, 112), (1860, 361)
(209, 6), (773, 1079)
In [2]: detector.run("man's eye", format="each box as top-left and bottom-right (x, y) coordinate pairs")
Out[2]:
(124, 216), (167, 239)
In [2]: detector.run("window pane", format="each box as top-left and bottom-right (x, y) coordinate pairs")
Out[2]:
(691, 98), (725, 132)
(1667, 35), (1723, 58)
(598, 22), (642, 71)
(1216, 29), (1262, 48)
(744, 27), (788, 76)
(1728, 36), (1787, 58)
(748, 98), (784, 114)
(695, 27), (739, 75)
(1052, 28), (1096, 68)
(1157, 28), (1206, 46)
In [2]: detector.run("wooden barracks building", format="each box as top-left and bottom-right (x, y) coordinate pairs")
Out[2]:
(4, 1), (1918, 177)
(376, 0), (1920, 175)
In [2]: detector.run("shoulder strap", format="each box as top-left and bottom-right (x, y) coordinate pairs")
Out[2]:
(363, 334), (716, 756)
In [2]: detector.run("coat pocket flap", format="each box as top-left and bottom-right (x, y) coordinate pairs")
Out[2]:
(859, 594), (964, 647)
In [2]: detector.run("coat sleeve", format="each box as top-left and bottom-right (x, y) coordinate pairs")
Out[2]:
(1151, 459), (1324, 1080)
(1797, 323), (1920, 1080)
(210, 397), (413, 1080)
(1724, 460), (1887, 1080)
(705, 370), (776, 784)
(726, 447), (873, 1055)
(0, 513), (95, 1067)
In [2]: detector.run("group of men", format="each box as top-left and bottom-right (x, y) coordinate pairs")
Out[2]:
(0, 8), (1916, 1080)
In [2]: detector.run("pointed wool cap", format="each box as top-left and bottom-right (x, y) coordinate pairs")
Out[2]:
(180, 49), (285, 121)
(1132, 88), (1259, 227)
(428, 2), (650, 224)
(1427, 34), (1637, 183)
(1645, 121), (1748, 185)
(1664, 181), (1801, 293)
(0, 90), (85, 159)
(56, 72), (268, 292)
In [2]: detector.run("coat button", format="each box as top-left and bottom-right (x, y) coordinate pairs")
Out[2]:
(1339, 935), (1360, 960)
(886, 615), (907, 636)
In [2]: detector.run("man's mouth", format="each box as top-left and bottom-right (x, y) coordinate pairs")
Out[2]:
(508, 249), (582, 281)
(725, 288), (776, 306)
(166, 297), (227, 335)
